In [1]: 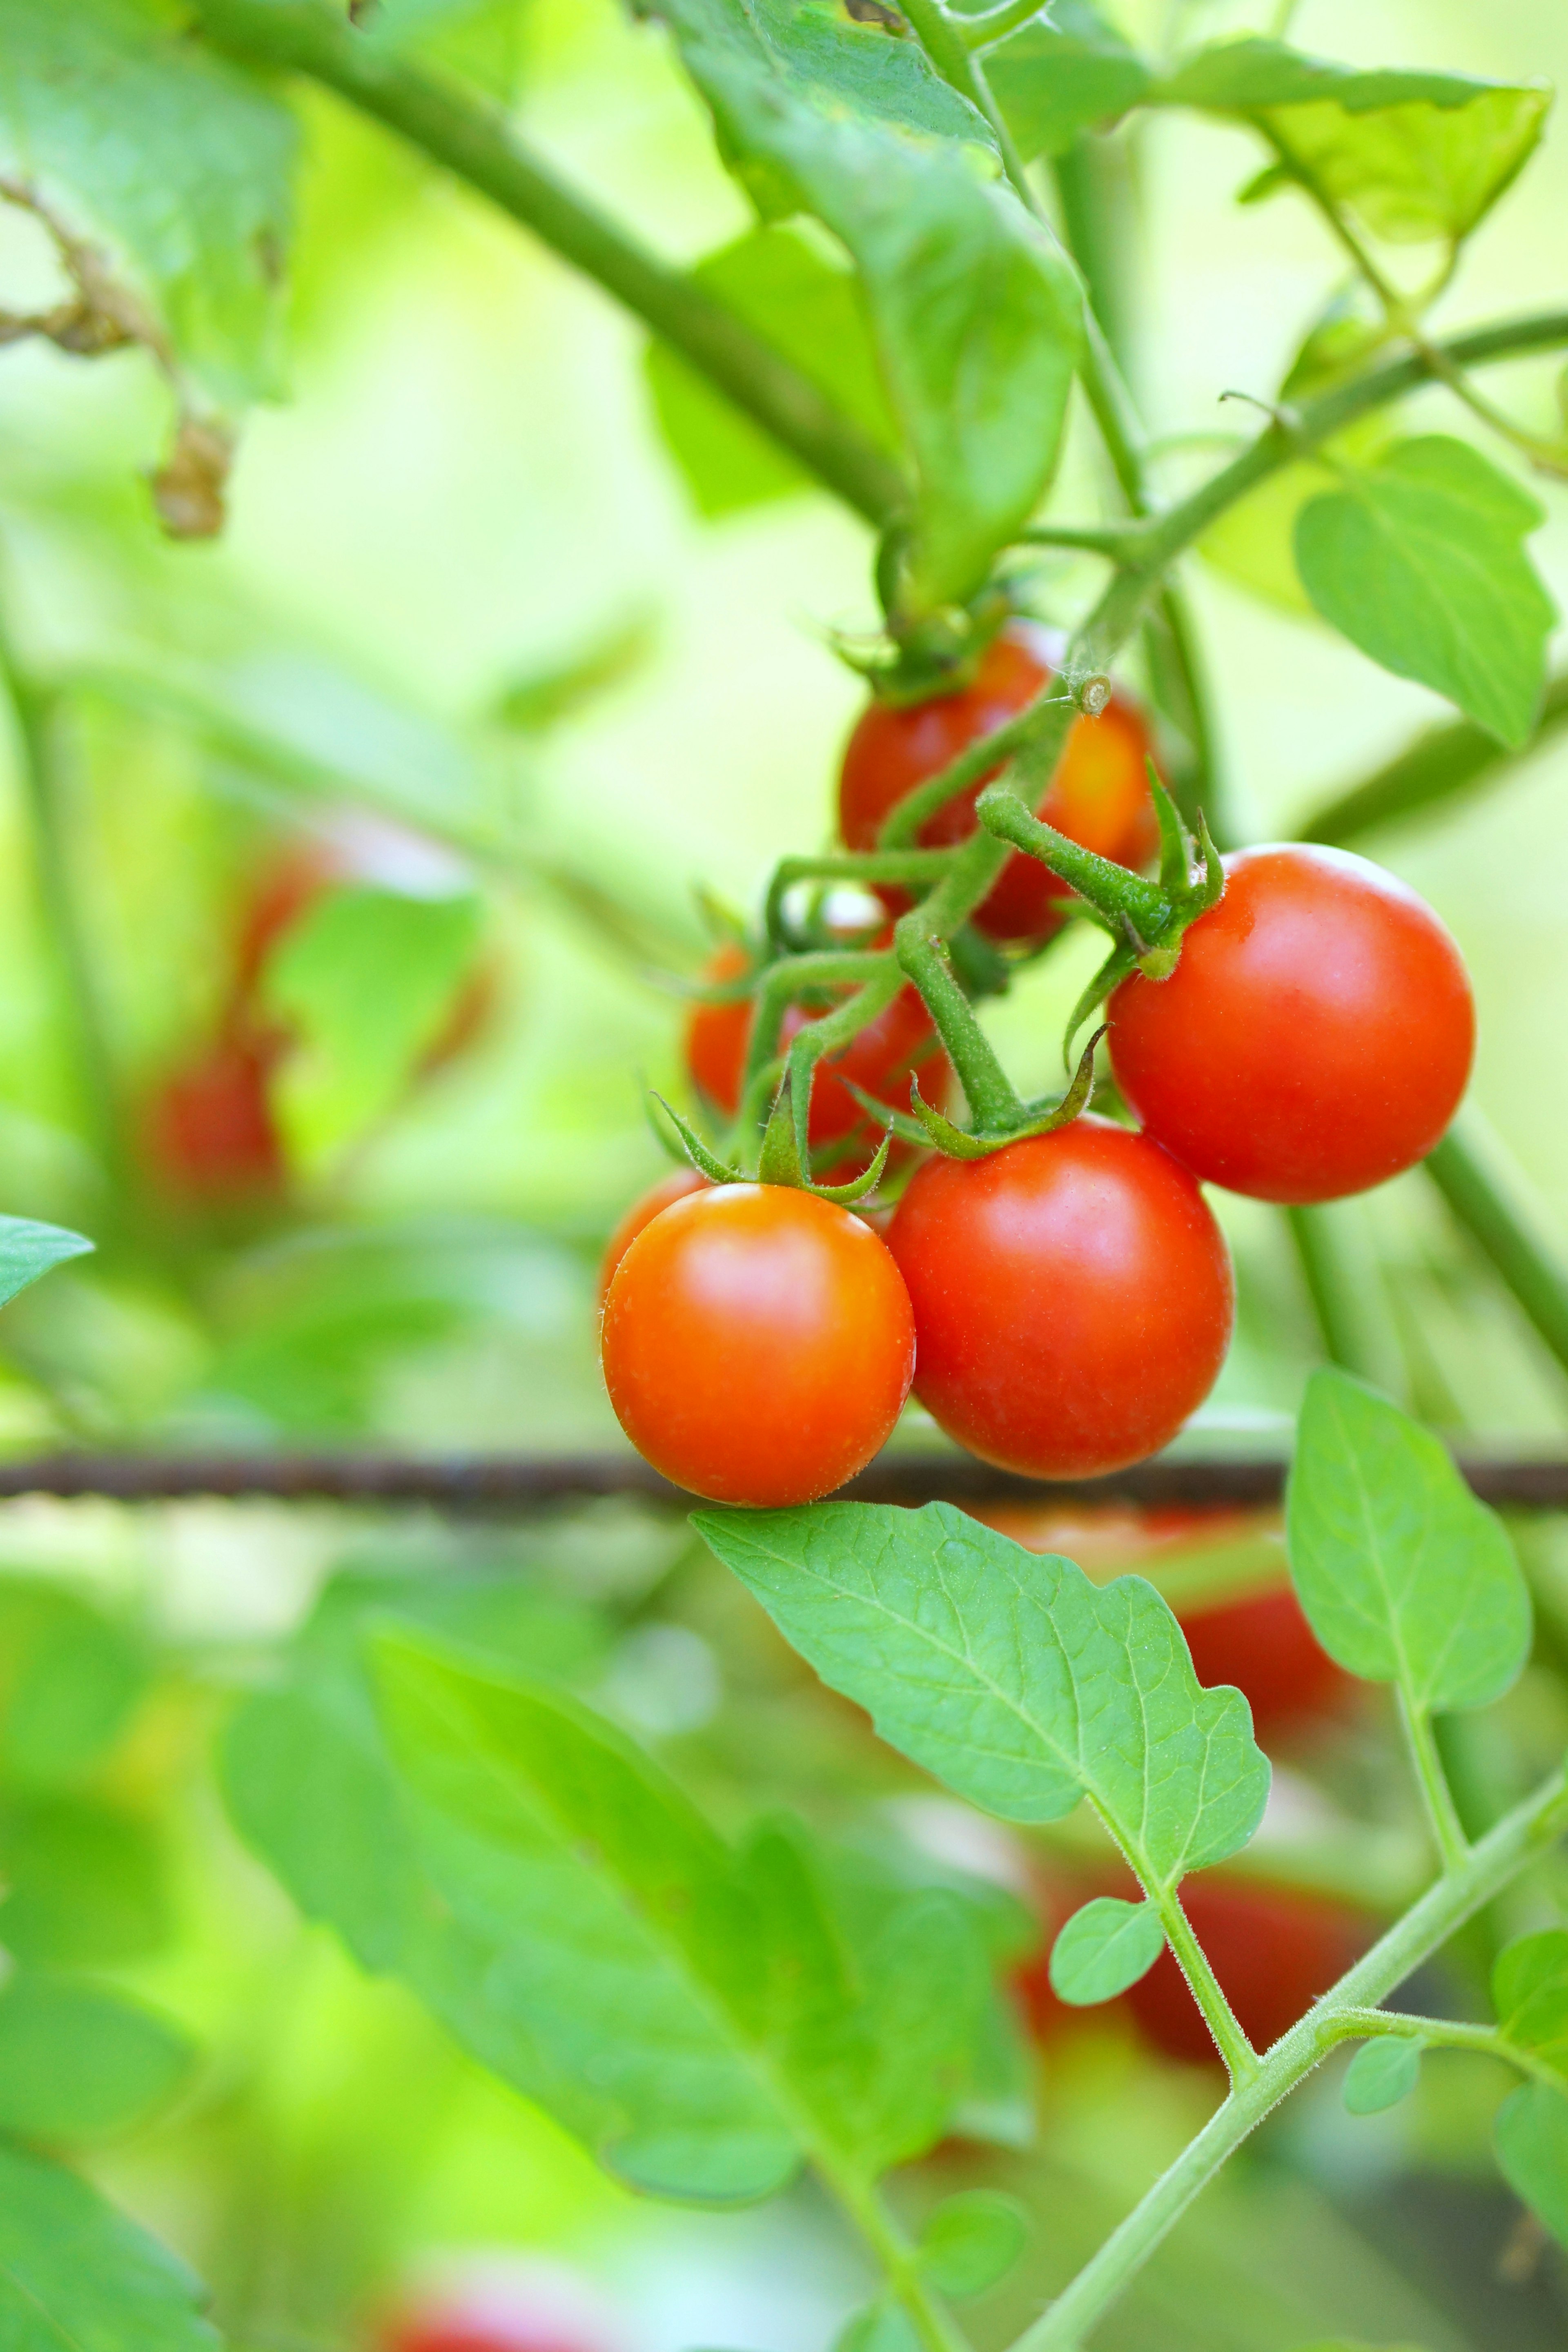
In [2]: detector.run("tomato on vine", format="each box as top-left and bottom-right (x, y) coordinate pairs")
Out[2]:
(886, 1116), (1233, 1478)
(597, 1166), (707, 1301)
(838, 624), (1160, 946)
(600, 1182), (915, 1505)
(1107, 845), (1474, 1203)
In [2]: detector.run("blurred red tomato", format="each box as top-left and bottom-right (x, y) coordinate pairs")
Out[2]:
(375, 2260), (622, 2352)
(142, 1034), (285, 1207)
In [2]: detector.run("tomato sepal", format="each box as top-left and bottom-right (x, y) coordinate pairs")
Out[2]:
(900, 1027), (1100, 1160)
(649, 1085), (892, 1207)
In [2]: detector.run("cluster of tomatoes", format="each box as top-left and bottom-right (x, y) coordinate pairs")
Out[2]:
(600, 626), (1476, 1507)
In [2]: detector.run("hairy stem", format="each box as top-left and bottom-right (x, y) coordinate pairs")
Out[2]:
(1153, 1889), (1259, 2085)
(893, 928), (1021, 1131)
(1329, 2008), (1563, 2094)
(1396, 1687), (1470, 1875)
(764, 849), (955, 948)
(1425, 1109), (1568, 1384)
(976, 788), (1169, 934)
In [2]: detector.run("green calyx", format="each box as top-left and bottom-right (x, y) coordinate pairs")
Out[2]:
(836, 565), (1015, 708)
(650, 1082), (893, 1207)
(845, 1027), (1102, 1163)
(1050, 772), (1225, 1059)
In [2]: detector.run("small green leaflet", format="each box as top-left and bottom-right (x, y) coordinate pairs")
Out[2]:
(0, 1218), (93, 1312)
(1493, 1930), (1568, 2078)
(917, 2188), (1028, 2298)
(0, 1975), (192, 2140)
(1049, 1896), (1164, 2006)
(1294, 439), (1554, 747)
(834, 2308), (921, 2352)
(1342, 2036), (1422, 2116)
(1285, 1371), (1532, 1712)
(982, 1), (1152, 162)
(694, 1502), (1270, 1894)
(0, 2142), (219, 2352)
(1495, 2081), (1568, 2251)
(645, 226), (897, 519)
(648, 0), (1081, 610)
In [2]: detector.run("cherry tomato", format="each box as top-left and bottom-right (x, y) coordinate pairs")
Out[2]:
(837, 625), (1159, 945)
(886, 1116), (1233, 1478)
(597, 1167), (708, 1302)
(377, 2263), (618, 2352)
(143, 1035), (285, 1207)
(1125, 1877), (1371, 2063)
(1178, 1580), (1352, 1737)
(1107, 844), (1474, 1204)
(685, 945), (949, 1174)
(601, 1183), (915, 1505)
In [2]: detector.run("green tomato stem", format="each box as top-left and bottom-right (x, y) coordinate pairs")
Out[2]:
(1295, 672), (1568, 846)
(976, 784), (1169, 935)
(957, 0), (1050, 52)
(1151, 1888), (1259, 2087)
(893, 927), (1022, 1132)
(1425, 1109), (1568, 1385)
(764, 849), (956, 949)
(1395, 1688), (1471, 1876)
(1327, 2008), (1564, 2095)
(1283, 1204), (1393, 1386)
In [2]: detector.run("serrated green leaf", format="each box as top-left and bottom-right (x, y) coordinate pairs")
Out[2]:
(0, 0), (296, 414)
(0, 1219), (94, 1313)
(917, 2188), (1029, 2298)
(1493, 1930), (1568, 2078)
(1343, 2035), (1423, 2116)
(982, 0), (1152, 162)
(265, 885), (483, 1166)
(1152, 39), (1548, 244)
(1285, 1370), (1532, 1711)
(693, 1501), (1270, 1894)
(0, 1976), (192, 2141)
(0, 2140), (218, 2351)
(646, 225), (897, 519)
(1495, 2081), (1568, 2250)
(649, 0), (1081, 609)
(1294, 438), (1554, 746)
(1049, 1896), (1165, 2007)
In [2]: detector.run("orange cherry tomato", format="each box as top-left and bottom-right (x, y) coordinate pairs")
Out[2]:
(600, 1183), (915, 1505)
(597, 1167), (708, 1302)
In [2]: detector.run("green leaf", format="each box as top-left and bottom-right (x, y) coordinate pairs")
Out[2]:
(1493, 1930), (1568, 2078)
(0, 2140), (218, 2350)
(0, 1976), (192, 2141)
(649, 0), (1082, 608)
(1294, 439), (1555, 746)
(1049, 1896), (1165, 2007)
(1285, 1370), (1532, 1711)
(693, 1501), (1270, 1894)
(983, 0), (1153, 162)
(1495, 2081), (1568, 2251)
(0, 1220), (94, 1312)
(646, 225), (897, 519)
(0, 1585), (147, 1786)
(835, 2307), (921, 2352)
(917, 2188), (1029, 2298)
(265, 885), (483, 1165)
(1152, 39), (1548, 243)
(0, 1800), (171, 1969)
(1343, 2036), (1423, 2116)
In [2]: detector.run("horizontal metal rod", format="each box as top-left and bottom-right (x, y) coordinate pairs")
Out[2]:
(0, 1449), (1562, 1513)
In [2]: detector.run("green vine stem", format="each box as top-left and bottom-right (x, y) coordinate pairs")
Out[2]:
(1296, 672), (1568, 846)
(975, 788), (1170, 937)
(1009, 1762), (1568, 2352)
(1326, 2007), (1565, 2094)
(1425, 1108), (1568, 1382)
(1283, 1203), (1396, 1387)
(893, 926), (1022, 1132)
(185, 0), (906, 530)
(1151, 1889), (1259, 2085)
(764, 848), (956, 949)
(1395, 1686), (1471, 1875)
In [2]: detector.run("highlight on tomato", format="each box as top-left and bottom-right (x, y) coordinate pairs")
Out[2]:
(1107, 843), (1475, 1204)
(886, 1116), (1234, 1479)
(600, 1181), (915, 1506)
(837, 622), (1160, 946)
(597, 1165), (708, 1302)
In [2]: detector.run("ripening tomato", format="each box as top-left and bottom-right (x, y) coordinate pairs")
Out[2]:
(377, 2262), (619, 2352)
(1107, 844), (1474, 1204)
(838, 625), (1160, 945)
(601, 1183), (915, 1504)
(143, 1035), (286, 1207)
(1125, 1877), (1372, 2063)
(886, 1116), (1233, 1478)
(597, 1167), (708, 1302)
(685, 945), (949, 1172)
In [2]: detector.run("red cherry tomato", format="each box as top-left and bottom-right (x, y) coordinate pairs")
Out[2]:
(377, 2264), (618, 2352)
(1107, 844), (1474, 1204)
(886, 1116), (1233, 1478)
(837, 625), (1160, 945)
(601, 1183), (915, 1505)
(1178, 1580), (1352, 1737)
(597, 1167), (708, 1302)
(1125, 1876), (1372, 2063)
(685, 945), (949, 1173)
(143, 1035), (286, 1206)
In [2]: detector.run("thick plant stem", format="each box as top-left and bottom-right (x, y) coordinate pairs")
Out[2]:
(893, 924), (1021, 1131)
(185, 0), (906, 530)
(1009, 1764), (1568, 2352)
(976, 788), (1169, 935)
(1425, 1110), (1568, 1383)
(1396, 1687), (1470, 1875)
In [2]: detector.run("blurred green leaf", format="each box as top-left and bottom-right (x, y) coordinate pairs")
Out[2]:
(0, 1586), (147, 1787)
(1494, 2080), (1568, 2250)
(0, 0), (296, 414)
(0, 1976), (192, 2141)
(0, 2140), (218, 2349)
(984, 1), (1153, 162)
(834, 2307), (920, 2352)
(1493, 1929), (1568, 2077)
(1343, 2036), (1423, 2116)
(1049, 1895), (1164, 2006)
(1295, 437), (1555, 746)
(0, 1221), (94, 1312)
(646, 225), (896, 519)
(491, 613), (659, 731)
(350, 0), (534, 99)
(917, 2188), (1028, 2298)
(0, 1800), (171, 1969)
(265, 886), (483, 1166)
(1285, 1370), (1532, 1709)
(1153, 40), (1548, 243)
(649, 0), (1081, 608)
(694, 1502), (1270, 1891)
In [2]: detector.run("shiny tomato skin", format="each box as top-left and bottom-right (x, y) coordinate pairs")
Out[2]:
(684, 946), (949, 1172)
(837, 626), (1159, 944)
(886, 1116), (1233, 1478)
(597, 1167), (708, 1302)
(1107, 844), (1475, 1204)
(601, 1183), (915, 1505)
